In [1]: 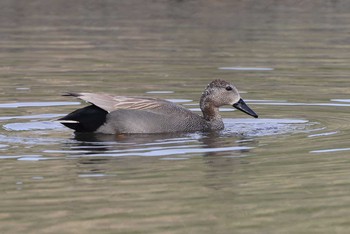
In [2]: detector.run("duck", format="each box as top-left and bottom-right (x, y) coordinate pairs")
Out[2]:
(58, 79), (258, 134)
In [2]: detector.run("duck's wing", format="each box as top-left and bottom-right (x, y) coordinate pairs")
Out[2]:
(63, 92), (182, 114)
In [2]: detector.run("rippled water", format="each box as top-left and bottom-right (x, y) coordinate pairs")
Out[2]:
(1, 0), (350, 233)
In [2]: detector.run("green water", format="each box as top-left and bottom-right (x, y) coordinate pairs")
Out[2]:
(1, 1), (350, 233)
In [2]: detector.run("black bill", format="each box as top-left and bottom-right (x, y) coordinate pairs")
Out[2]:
(232, 98), (258, 118)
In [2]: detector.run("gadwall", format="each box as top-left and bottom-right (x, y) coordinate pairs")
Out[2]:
(58, 79), (258, 134)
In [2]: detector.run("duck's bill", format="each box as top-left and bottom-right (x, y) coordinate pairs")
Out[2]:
(232, 98), (258, 118)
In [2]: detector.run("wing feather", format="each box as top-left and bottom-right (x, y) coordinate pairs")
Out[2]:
(64, 92), (176, 113)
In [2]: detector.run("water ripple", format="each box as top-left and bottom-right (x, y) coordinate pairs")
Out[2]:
(0, 101), (80, 108)
(218, 67), (274, 71)
(67, 146), (252, 158)
(310, 148), (350, 153)
(223, 118), (311, 137)
(251, 102), (350, 107)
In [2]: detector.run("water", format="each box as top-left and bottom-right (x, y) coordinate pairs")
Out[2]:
(1, 0), (350, 233)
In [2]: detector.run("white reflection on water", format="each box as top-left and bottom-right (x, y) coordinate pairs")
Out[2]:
(219, 67), (274, 71)
(3, 121), (64, 131)
(166, 99), (193, 103)
(66, 146), (252, 158)
(0, 113), (63, 121)
(251, 102), (350, 107)
(0, 134), (73, 145)
(330, 99), (350, 103)
(0, 102), (80, 108)
(310, 148), (350, 153)
(308, 131), (338, 138)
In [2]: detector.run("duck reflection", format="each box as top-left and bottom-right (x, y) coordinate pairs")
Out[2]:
(70, 131), (256, 157)
(198, 132), (259, 190)
(67, 132), (258, 190)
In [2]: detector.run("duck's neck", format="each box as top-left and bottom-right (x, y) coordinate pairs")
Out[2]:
(200, 96), (224, 130)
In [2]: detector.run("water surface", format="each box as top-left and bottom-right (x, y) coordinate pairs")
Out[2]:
(1, 1), (350, 233)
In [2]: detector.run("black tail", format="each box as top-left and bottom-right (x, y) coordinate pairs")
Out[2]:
(58, 105), (108, 132)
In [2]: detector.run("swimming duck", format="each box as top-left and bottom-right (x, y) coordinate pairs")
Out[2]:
(58, 79), (258, 134)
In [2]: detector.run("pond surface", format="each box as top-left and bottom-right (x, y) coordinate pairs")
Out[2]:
(1, 0), (350, 233)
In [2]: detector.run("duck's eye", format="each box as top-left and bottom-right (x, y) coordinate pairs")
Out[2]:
(225, 86), (233, 91)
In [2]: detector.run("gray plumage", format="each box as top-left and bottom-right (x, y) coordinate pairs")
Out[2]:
(58, 79), (258, 134)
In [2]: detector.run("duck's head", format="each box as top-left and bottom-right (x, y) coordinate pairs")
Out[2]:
(200, 79), (258, 118)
